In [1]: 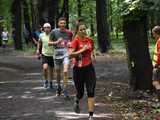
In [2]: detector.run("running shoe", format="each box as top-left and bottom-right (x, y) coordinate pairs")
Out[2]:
(43, 80), (48, 88)
(49, 82), (54, 89)
(56, 86), (62, 96)
(73, 103), (80, 113)
(88, 116), (94, 120)
(63, 89), (69, 98)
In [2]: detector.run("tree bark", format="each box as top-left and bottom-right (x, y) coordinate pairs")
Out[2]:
(59, 0), (69, 28)
(22, 0), (32, 44)
(31, 0), (40, 29)
(96, 0), (110, 53)
(12, 0), (23, 50)
(77, 0), (81, 17)
(90, 8), (94, 37)
(123, 11), (153, 91)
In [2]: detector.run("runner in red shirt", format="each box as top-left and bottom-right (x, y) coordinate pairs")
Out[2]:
(69, 22), (96, 120)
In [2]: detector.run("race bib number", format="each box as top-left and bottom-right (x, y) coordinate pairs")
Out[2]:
(54, 49), (65, 59)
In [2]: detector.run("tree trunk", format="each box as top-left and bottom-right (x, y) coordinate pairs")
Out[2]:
(123, 11), (153, 91)
(59, 0), (69, 28)
(96, 0), (110, 53)
(40, 0), (59, 28)
(12, 0), (23, 50)
(0, 26), (2, 46)
(155, 10), (160, 25)
(31, 0), (41, 29)
(31, 0), (59, 29)
(90, 8), (94, 37)
(77, 0), (81, 17)
(23, 0), (32, 44)
(64, 0), (69, 28)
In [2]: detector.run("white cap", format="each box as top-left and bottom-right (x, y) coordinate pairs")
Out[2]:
(43, 23), (51, 28)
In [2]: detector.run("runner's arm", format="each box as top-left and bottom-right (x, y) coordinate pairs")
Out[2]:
(48, 30), (62, 46)
(48, 38), (62, 46)
(36, 39), (42, 54)
(69, 46), (88, 58)
(32, 37), (38, 45)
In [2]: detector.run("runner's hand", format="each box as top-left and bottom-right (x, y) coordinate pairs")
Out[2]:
(83, 45), (90, 50)
(36, 50), (41, 60)
(57, 37), (63, 44)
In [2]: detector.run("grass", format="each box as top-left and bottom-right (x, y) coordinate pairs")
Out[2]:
(23, 45), (37, 55)
(108, 38), (156, 58)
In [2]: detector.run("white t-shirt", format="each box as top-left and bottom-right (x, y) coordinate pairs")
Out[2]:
(1, 31), (9, 41)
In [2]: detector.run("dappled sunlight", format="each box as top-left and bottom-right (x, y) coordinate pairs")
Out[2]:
(24, 72), (41, 76)
(0, 80), (41, 84)
(22, 113), (35, 117)
(112, 82), (129, 86)
(55, 110), (115, 119)
(24, 91), (32, 94)
(7, 96), (13, 99)
(21, 94), (34, 99)
(32, 86), (46, 90)
(0, 92), (15, 99)
(95, 102), (107, 107)
(0, 81), (8, 84)
(55, 111), (88, 119)
(38, 95), (57, 100)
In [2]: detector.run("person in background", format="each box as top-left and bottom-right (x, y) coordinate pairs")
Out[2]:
(152, 25), (160, 101)
(36, 23), (54, 89)
(1, 28), (9, 48)
(69, 22), (96, 120)
(32, 25), (42, 46)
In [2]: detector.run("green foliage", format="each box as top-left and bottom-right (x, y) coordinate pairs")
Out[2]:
(69, 0), (96, 30)
(121, 0), (141, 15)
(121, 0), (160, 16)
(110, 0), (123, 33)
(0, 0), (13, 29)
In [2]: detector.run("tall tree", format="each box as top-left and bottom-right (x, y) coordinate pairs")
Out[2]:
(96, 0), (110, 53)
(31, 0), (40, 30)
(59, 0), (69, 28)
(22, 0), (32, 44)
(77, 0), (81, 17)
(89, 8), (94, 37)
(12, 0), (23, 50)
(31, 0), (59, 29)
(122, 0), (153, 91)
(37, 0), (59, 28)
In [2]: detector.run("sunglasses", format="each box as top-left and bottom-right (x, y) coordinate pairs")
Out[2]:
(44, 27), (51, 28)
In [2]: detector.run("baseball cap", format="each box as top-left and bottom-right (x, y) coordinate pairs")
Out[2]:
(43, 23), (51, 28)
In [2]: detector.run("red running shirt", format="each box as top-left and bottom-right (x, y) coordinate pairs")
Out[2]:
(71, 36), (94, 67)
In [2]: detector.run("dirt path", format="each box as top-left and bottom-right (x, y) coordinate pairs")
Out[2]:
(0, 47), (129, 120)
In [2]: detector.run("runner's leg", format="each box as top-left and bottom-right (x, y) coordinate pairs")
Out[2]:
(48, 56), (54, 89)
(55, 59), (62, 95)
(63, 57), (70, 97)
(48, 66), (54, 89)
(73, 66), (84, 113)
(85, 65), (96, 118)
(43, 63), (49, 88)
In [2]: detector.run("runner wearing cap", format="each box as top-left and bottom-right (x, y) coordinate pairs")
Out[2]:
(37, 23), (55, 89)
